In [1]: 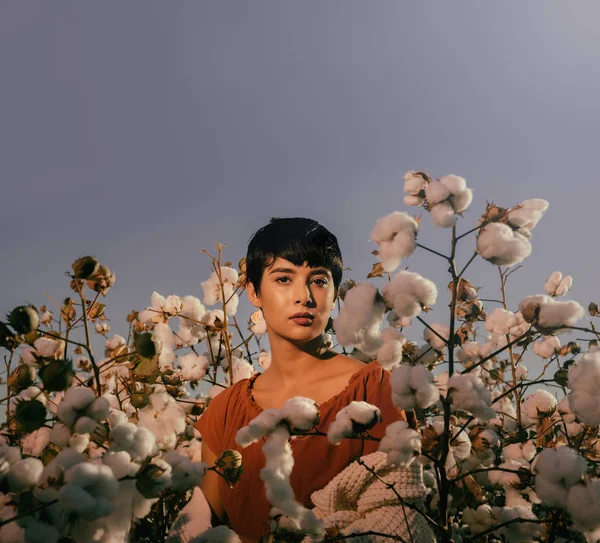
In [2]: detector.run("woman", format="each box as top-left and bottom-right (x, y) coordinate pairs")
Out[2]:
(194, 217), (408, 541)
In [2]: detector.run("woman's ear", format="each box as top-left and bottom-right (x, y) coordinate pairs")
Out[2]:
(246, 281), (262, 308)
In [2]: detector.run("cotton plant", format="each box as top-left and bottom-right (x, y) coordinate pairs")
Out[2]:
(5, 176), (600, 543)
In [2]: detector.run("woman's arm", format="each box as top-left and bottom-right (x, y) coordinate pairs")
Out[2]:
(199, 440), (227, 525)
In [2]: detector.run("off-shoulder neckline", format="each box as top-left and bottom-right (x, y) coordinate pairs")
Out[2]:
(243, 360), (383, 414)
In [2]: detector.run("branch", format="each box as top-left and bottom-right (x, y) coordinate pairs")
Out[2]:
(415, 243), (450, 261)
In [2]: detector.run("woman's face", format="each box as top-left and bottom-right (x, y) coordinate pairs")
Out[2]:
(247, 257), (336, 345)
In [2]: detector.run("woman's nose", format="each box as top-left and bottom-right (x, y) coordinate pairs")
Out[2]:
(295, 283), (315, 305)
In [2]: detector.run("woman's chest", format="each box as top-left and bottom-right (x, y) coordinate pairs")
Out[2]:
(251, 372), (358, 411)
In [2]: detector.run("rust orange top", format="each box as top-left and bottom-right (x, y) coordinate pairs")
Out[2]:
(194, 361), (406, 541)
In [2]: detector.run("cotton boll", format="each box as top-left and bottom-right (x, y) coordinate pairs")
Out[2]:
(250, 310), (268, 335)
(333, 282), (385, 347)
(462, 505), (494, 534)
(507, 199), (549, 230)
(447, 374), (495, 421)
(69, 433), (90, 453)
(423, 323), (449, 352)
(503, 441), (536, 465)
(23, 519), (61, 543)
(449, 188), (473, 213)
(281, 397), (319, 432)
(6, 457), (44, 492)
(488, 459), (523, 488)
(533, 336), (561, 359)
(379, 420), (421, 467)
(404, 171), (426, 197)
(370, 211), (418, 272)
(137, 392), (186, 450)
(404, 195), (424, 206)
(566, 480), (600, 534)
(431, 201), (457, 228)
(534, 447), (587, 508)
(424, 179), (451, 204)
(327, 402), (381, 444)
(519, 294), (584, 331)
(177, 353), (209, 382)
(477, 223), (532, 267)
(74, 416), (97, 435)
(33, 337), (59, 358)
(164, 450), (207, 492)
(567, 350), (600, 425)
(21, 427), (51, 457)
(439, 174), (467, 193)
(376, 328), (405, 370)
(228, 357), (254, 384)
(382, 271), (438, 319)
(180, 295), (207, 324)
(236, 408), (283, 447)
(189, 525), (242, 542)
(390, 365), (439, 410)
(522, 390), (558, 422)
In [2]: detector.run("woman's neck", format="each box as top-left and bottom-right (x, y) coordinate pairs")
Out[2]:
(265, 334), (335, 387)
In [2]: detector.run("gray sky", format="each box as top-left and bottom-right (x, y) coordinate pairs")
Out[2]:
(1, 2), (599, 371)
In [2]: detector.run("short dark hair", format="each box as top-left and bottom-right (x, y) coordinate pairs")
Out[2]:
(246, 217), (343, 295)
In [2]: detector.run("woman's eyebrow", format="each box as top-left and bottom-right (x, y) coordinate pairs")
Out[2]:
(268, 267), (331, 276)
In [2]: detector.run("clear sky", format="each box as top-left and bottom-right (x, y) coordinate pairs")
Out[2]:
(1, 2), (599, 372)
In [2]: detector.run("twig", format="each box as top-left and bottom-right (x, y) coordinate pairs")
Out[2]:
(415, 243), (450, 261)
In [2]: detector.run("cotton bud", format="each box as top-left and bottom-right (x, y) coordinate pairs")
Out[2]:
(131, 390), (150, 409)
(390, 365), (439, 410)
(370, 211), (418, 272)
(0, 321), (18, 350)
(8, 364), (36, 392)
(280, 397), (320, 432)
(15, 399), (47, 433)
(534, 447), (587, 508)
(71, 256), (100, 279)
(39, 358), (75, 391)
(135, 332), (162, 359)
(8, 305), (39, 335)
(379, 420), (421, 467)
(136, 457), (173, 498)
(215, 449), (244, 486)
(382, 270), (438, 319)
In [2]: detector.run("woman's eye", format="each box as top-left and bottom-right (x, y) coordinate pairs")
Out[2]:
(313, 278), (328, 286)
(276, 277), (290, 284)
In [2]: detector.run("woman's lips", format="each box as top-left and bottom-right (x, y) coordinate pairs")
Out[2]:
(290, 317), (314, 326)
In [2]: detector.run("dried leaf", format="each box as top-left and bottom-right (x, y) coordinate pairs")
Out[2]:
(367, 262), (385, 279)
